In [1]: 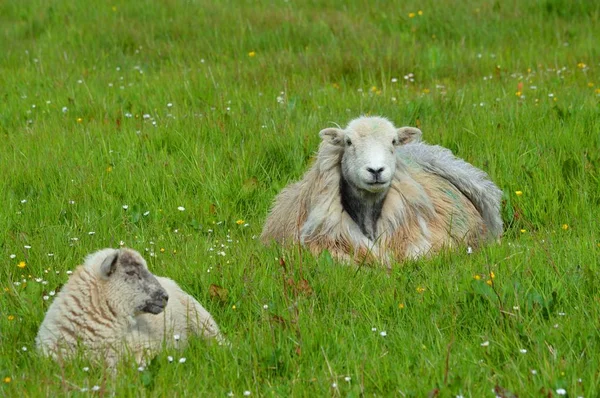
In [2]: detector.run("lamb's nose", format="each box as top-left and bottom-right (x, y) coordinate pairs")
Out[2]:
(155, 291), (169, 302)
(367, 167), (385, 178)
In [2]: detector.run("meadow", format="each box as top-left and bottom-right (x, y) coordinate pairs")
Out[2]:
(1, 0), (599, 396)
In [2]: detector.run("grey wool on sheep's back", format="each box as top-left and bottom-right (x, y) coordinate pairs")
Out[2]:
(400, 142), (503, 239)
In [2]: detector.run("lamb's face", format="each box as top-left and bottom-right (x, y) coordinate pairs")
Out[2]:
(95, 249), (169, 315)
(320, 116), (422, 194)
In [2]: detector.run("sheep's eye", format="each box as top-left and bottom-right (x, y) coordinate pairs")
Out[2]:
(392, 138), (399, 146)
(125, 270), (136, 276)
(345, 138), (352, 146)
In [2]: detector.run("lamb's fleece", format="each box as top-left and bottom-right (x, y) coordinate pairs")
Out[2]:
(36, 248), (224, 366)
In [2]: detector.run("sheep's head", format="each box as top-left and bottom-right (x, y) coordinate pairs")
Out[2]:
(87, 248), (169, 315)
(319, 116), (422, 194)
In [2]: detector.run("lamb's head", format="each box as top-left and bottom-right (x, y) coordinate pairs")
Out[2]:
(86, 248), (169, 315)
(319, 116), (422, 194)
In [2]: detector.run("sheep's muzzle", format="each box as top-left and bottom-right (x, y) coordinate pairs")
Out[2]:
(140, 289), (169, 314)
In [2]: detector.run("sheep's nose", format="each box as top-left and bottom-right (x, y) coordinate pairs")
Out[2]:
(367, 167), (385, 178)
(155, 290), (169, 302)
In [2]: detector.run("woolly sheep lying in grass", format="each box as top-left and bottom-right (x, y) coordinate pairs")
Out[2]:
(261, 116), (503, 266)
(36, 248), (224, 366)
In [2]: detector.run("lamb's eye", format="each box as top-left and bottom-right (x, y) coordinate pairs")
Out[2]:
(125, 270), (136, 276)
(345, 138), (352, 146)
(392, 138), (399, 146)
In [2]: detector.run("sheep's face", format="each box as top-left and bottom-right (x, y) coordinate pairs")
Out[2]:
(320, 117), (422, 194)
(96, 249), (169, 315)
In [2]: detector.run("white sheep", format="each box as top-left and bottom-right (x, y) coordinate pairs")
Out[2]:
(36, 248), (224, 366)
(261, 116), (503, 265)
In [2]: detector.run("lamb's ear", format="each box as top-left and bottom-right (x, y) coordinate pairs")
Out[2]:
(99, 250), (119, 279)
(319, 127), (345, 146)
(396, 127), (423, 144)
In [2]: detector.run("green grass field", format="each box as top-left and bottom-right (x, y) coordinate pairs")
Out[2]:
(1, 0), (599, 396)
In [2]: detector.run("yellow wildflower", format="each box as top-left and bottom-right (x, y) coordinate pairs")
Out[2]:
(577, 62), (586, 69)
(370, 86), (377, 93)
(8, 315), (14, 321)
(77, 118), (83, 123)
(595, 88), (600, 95)
(417, 10), (423, 15)
(248, 51), (256, 57)
(515, 191), (523, 196)
(236, 219), (245, 225)
(408, 12), (416, 18)
(422, 88), (430, 94)
(490, 271), (495, 279)
(474, 275), (481, 280)
(3, 377), (10, 383)
(416, 286), (425, 293)
(398, 303), (405, 309)
(232, 305), (237, 310)
(160, 248), (165, 253)
(17, 261), (26, 269)
(520, 229), (526, 233)
(515, 91), (522, 97)
(106, 166), (113, 172)
(486, 280), (493, 286)
(562, 224), (569, 230)
(332, 83), (340, 89)
(588, 82), (594, 87)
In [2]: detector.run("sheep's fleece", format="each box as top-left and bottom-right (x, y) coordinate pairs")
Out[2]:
(261, 116), (503, 265)
(36, 248), (224, 365)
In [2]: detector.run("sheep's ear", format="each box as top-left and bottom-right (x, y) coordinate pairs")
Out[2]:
(99, 250), (119, 279)
(319, 127), (345, 146)
(396, 127), (422, 144)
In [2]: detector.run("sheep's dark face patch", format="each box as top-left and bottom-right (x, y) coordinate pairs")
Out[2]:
(108, 249), (169, 315)
(340, 175), (385, 241)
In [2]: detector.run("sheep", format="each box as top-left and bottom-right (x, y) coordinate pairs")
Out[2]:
(261, 116), (503, 265)
(36, 248), (224, 366)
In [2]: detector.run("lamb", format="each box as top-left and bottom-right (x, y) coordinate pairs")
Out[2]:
(36, 248), (224, 366)
(261, 116), (503, 265)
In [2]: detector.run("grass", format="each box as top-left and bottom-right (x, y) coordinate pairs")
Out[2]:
(1, 0), (599, 396)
